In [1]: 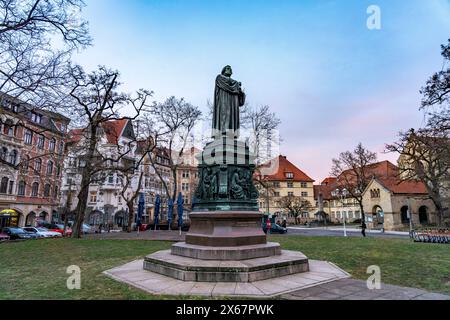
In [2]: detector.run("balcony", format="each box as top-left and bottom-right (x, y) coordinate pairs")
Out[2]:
(0, 134), (23, 148)
(0, 193), (17, 202)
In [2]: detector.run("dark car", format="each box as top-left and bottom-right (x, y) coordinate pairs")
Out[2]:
(262, 215), (288, 234)
(1, 227), (36, 240)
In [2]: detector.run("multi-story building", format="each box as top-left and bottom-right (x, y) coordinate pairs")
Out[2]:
(60, 119), (138, 228)
(0, 92), (70, 227)
(138, 144), (174, 223)
(314, 160), (439, 230)
(175, 147), (200, 212)
(255, 155), (315, 220)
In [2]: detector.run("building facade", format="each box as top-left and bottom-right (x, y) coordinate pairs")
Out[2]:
(60, 119), (138, 228)
(0, 93), (69, 227)
(255, 155), (315, 221)
(362, 177), (437, 230)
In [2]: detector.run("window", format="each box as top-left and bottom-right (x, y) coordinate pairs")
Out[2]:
(274, 192), (280, 197)
(31, 182), (39, 197)
(288, 192), (294, 197)
(90, 192), (97, 203)
(22, 155), (30, 172)
(37, 135), (45, 149)
(53, 185), (58, 199)
(182, 170), (190, 178)
(49, 138), (56, 152)
(9, 150), (17, 165)
(285, 172), (294, 179)
(273, 182), (280, 188)
(0, 177), (8, 193)
(287, 182), (294, 188)
(44, 184), (51, 197)
(0, 147), (7, 160)
(56, 164), (61, 177)
(24, 129), (33, 145)
(3, 121), (14, 136)
(301, 182), (308, 188)
(182, 183), (189, 192)
(34, 159), (42, 174)
(31, 112), (42, 124)
(58, 141), (64, 155)
(46, 161), (53, 175)
(17, 181), (26, 196)
(108, 175), (114, 184)
(301, 192), (308, 197)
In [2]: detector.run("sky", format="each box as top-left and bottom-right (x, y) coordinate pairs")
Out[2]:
(73, 0), (450, 182)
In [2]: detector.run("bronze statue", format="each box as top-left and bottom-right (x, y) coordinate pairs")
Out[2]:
(212, 65), (246, 138)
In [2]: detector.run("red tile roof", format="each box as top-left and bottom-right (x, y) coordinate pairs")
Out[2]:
(65, 119), (129, 145)
(376, 178), (428, 195)
(258, 155), (314, 182)
(321, 177), (337, 185)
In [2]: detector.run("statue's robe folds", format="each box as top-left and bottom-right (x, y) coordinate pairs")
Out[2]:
(212, 74), (245, 138)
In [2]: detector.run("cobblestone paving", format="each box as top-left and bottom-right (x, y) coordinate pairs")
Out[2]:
(281, 279), (450, 300)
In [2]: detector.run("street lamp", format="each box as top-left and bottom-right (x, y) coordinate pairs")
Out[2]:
(331, 188), (349, 237)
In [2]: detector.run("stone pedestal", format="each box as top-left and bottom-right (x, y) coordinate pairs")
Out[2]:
(173, 211), (281, 260)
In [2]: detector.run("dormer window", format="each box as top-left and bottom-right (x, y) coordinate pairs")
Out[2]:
(285, 172), (294, 179)
(31, 112), (42, 124)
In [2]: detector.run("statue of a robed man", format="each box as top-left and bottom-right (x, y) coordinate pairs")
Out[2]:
(212, 65), (246, 138)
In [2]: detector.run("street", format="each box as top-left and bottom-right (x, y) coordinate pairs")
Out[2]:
(283, 226), (410, 239)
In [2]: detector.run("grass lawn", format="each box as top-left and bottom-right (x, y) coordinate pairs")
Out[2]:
(0, 236), (449, 299)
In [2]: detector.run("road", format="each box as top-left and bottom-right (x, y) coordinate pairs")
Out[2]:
(281, 226), (410, 239)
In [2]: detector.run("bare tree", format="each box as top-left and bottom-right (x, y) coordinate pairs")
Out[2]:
(0, 0), (91, 104)
(331, 143), (378, 225)
(242, 105), (281, 165)
(64, 65), (153, 238)
(142, 96), (202, 204)
(387, 39), (450, 226)
(387, 129), (449, 226)
(119, 170), (144, 233)
(277, 195), (312, 225)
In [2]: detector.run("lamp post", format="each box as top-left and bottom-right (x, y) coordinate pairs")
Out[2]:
(332, 188), (349, 237)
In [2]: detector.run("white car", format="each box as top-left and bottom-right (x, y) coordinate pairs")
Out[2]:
(22, 227), (62, 238)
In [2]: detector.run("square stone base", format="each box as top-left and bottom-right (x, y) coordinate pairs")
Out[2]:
(104, 259), (350, 298)
(143, 249), (308, 282)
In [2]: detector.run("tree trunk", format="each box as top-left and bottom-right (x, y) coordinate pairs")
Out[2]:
(127, 201), (134, 233)
(71, 127), (97, 238)
(359, 203), (366, 227)
(71, 177), (90, 238)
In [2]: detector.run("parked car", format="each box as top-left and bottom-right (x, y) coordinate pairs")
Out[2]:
(1, 227), (37, 240)
(82, 223), (94, 234)
(38, 223), (72, 236)
(22, 227), (62, 238)
(262, 214), (288, 234)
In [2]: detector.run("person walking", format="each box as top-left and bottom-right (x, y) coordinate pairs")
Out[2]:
(361, 221), (367, 237)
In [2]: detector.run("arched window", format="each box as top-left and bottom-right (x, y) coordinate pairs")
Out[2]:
(58, 141), (64, 155)
(53, 185), (59, 199)
(43, 184), (51, 197)
(0, 147), (7, 160)
(49, 138), (56, 152)
(401, 206), (409, 224)
(46, 160), (53, 175)
(24, 129), (33, 145)
(56, 164), (61, 177)
(31, 182), (39, 197)
(34, 159), (42, 174)
(18, 181), (26, 196)
(9, 150), (17, 165)
(2, 120), (13, 136)
(22, 155), (30, 172)
(0, 177), (8, 194)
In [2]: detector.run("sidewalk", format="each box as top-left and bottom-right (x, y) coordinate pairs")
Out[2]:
(288, 226), (409, 236)
(86, 230), (186, 241)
